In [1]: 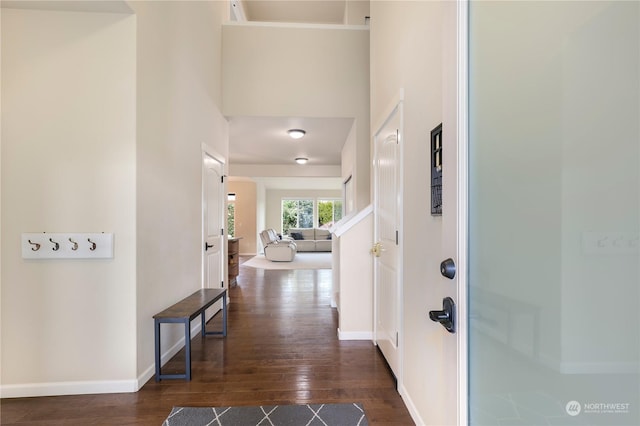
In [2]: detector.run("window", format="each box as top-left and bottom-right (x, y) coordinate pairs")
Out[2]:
(317, 199), (343, 228)
(282, 199), (313, 234)
(227, 193), (236, 237)
(281, 198), (343, 233)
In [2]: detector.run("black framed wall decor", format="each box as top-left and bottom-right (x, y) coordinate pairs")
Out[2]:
(430, 123), (443, 216)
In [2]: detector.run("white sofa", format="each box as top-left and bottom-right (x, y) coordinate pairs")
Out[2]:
(287, 228), (332, 252)
(260, 229), (297, 261)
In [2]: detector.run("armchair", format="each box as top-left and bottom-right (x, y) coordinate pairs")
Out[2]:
(259, 229), (297, 262)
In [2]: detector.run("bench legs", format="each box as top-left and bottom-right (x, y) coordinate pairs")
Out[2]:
(201, 292), (227, 337)
(154, 295), (227, 382)
(154, 319), (161, 381)
(184, 320), (191, 380)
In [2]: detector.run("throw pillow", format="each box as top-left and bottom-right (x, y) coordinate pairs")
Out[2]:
(290, 232), (303, 240)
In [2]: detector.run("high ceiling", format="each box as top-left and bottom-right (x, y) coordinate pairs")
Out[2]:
(228, 0), (361, 190)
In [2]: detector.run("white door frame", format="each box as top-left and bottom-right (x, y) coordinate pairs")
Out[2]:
(456, 1), (469, 424)
(372, 89), (404, 391)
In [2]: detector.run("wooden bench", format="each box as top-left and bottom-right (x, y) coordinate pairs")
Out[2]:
(153, 288), (227, 381)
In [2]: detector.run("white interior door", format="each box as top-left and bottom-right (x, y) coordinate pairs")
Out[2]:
(203, 151), (224, 290)
(373, 102), (402, 380)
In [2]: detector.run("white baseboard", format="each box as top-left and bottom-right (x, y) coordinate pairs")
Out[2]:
(2, 312), (223, 398)
(337, 329), (373, 340)
(399, 383), (426, 426)
(0, 379), (138, 399)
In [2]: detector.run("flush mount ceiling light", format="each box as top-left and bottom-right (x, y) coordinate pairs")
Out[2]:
(287, 129), (306, 139)
(295, 157), (308, 165)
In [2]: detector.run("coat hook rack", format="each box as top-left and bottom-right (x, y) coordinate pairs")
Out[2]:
(22, 232), (113, 259)
(49, 238), (60, 251)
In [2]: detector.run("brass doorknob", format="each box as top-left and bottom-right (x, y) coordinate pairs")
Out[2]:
(370, 242), (383, 257)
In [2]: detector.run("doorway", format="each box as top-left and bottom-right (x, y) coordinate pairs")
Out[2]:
(373, 99), (403, 381)
(202, 150), (225, 290)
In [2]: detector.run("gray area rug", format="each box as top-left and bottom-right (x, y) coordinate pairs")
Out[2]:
(163, 403), (368, 425)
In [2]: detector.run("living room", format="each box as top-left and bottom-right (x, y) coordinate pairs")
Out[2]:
(228, 177), (344, 257)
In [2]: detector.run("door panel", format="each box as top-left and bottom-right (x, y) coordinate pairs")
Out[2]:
(373, 104), (401, 379)
(203, 152), (224, 290)
(377, 260), (398, 367)
(468, 2), (639, 425)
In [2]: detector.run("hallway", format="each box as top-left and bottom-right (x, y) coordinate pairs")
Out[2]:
(1, 261), (413, 425)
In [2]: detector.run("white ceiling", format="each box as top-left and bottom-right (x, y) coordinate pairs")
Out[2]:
(228, 116), (354, 166)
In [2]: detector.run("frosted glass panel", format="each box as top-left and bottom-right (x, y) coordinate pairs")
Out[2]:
(468, 2), (639, 425)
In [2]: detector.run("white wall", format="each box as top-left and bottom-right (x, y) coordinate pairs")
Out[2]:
(222, 22), (371, 211)
(130, 0), (229, 384)
(1, 0), (230, 397)
(228, 179), (257, 255)
(256, 181), (267, 254)
(1, 8), (137, 395)
(335, 210), (373, 339)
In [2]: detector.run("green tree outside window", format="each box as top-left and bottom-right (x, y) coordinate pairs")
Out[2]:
(227, 203), (235, 237)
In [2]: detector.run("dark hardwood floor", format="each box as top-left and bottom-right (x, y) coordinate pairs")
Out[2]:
(1, 258), (414, 425)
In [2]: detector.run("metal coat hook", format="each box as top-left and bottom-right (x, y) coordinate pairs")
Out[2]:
(88, 238), (97, 251)
(69, 238), (79, 251)
(49, 238), (60, 251)
(28, 239), (41, 251)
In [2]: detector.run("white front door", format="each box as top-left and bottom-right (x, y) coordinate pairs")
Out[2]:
(202, 151), (225, 290)
(418, 3), (468, 424)
(373, 101), (402, 381)
(467, 2), (639, 425)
